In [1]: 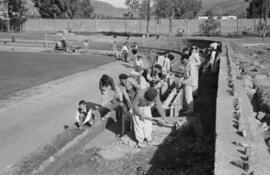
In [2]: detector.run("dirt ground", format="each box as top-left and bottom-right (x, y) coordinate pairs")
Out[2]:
(52, 68), (218, 175)
(2, 34), (269, 174)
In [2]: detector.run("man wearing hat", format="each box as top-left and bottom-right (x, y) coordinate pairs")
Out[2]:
(132, 88), (167, 148)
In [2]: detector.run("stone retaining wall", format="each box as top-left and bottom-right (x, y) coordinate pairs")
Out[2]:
(215, 43), (270, 175)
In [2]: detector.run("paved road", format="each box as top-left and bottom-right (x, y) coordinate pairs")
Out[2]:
(0, 51), (114, 98)
(0, 58), (130, 172)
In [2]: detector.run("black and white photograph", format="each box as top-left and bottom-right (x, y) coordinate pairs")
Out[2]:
(0, 0), (269, 174)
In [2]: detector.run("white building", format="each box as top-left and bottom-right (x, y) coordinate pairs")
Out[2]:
(198, 16), (209, 20)
(221, 16), (237, 20)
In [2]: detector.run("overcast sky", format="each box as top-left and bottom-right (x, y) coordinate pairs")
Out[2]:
(97, 0), (127, 8)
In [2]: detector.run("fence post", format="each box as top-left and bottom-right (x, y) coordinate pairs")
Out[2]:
(81, 22), (84, 32)
(186, 20), (189, 35)
(124, 21), (127, 33)
(220, 20), (222, 35)
(155, 19), (157, 34)
(45, 33), (48, 50)
(237, 19), (239, 35)
(95, 19), (97, 32)
(254, 19), (257, 32)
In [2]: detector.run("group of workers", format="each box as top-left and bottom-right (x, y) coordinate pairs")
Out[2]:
(55, 37), (89, 53)
(73, 39), (221, 148)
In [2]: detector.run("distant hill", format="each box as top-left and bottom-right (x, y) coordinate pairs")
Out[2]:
(200, 0), (249, 17)
(93, 1), (128, 18)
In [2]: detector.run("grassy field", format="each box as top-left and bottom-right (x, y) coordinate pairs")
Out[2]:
(0, 51), (115, 98)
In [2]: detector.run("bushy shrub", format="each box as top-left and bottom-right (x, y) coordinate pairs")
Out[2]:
(200, 19), (221, 35)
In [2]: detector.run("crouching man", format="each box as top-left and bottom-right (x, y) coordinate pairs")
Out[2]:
(75, 100), (94, 128)
(132, 88), (167, 148)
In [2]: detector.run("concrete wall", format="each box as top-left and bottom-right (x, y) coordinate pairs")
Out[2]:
(23, 18), (270, 35)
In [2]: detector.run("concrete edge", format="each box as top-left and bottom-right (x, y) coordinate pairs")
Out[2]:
(227, 44), (270, 174)
(1, 110), (114, 175)
(214, 42), (244, 175)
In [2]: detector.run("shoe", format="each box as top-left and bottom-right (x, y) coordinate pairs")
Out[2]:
(146, 139), (152, 146)
(183, 110), (194, 114)
(137, 141), (146, 148)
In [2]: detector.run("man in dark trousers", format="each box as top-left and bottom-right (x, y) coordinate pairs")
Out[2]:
(74, 100), (94, 128)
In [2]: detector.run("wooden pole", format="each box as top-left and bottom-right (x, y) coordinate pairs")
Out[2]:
(5, 0), (10, 33)
(265, 0), (268, 33)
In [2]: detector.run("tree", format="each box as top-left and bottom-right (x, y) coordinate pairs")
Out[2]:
(34, 0), (94, 19)
(173, 0), (201, 19)
(123, 11), (134, 19)
(8, 0), (28, 31)
(34, 0), (65, 19)
(205, 7), (223, 18)
(154, 0), (174, 33)
(154, 0), (201, 34)
(246, 0), (269, 38)
(78, 0), (94, 18)
(125, 0), (152, 34)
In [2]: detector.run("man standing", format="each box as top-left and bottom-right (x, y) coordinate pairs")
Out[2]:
(112, 40), (119, 58)
(190, 46), (201, 97)
(132, 88), (167, 148)
(121, 42), (130, 62)
(99, 74), (118, 106)
(134, 55), (144, 68)
(157, 52), (166, 67)
(118, 73), (141, 112)
(209, 43), (218, 72)
(162, 52), (171, 75)
(181, 55), (196, 114)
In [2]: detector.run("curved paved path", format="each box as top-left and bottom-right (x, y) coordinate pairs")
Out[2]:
(0, 58), (130, 172)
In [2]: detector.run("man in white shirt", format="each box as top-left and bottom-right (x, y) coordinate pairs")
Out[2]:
(209, 43), (218, 72)
(131, 66), (150, 90)
(181, 55), (196, 114)
(163, 52), (171, 75)
(121, 42), (130, 62)
(134, 55), (144, 68)
(75, 100), (93, 128)
(190, 46), (201, 97)
(157, 53), (166, 67)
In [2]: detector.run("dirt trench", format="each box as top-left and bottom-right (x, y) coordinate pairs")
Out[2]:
(48, 70), (218, 175)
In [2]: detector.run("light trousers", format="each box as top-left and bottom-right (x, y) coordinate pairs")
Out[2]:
(193, 67), (199, 96)
(184, 84), (194, 113)
(133, 106), (152, 142)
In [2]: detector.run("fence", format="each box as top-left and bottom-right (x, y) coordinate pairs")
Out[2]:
(22, 18), (270, 35)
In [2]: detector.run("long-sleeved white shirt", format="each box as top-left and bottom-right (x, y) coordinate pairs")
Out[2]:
(75, 108), (92, 124)
(121, 45), (129, 54)
(183, 61), (196, 87)
(190, 52), (201, 67)
(135, 59), (144, 68)
(157, 55), (166, 66)
(163, 57), (170, 73)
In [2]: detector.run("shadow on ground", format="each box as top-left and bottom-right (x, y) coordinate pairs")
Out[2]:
(141, 71), (218, 175)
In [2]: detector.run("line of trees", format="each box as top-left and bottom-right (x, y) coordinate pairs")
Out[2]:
(125, 0), (202, 34)
(245, 0), (269, 38)
(33, 0), (94, 19)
